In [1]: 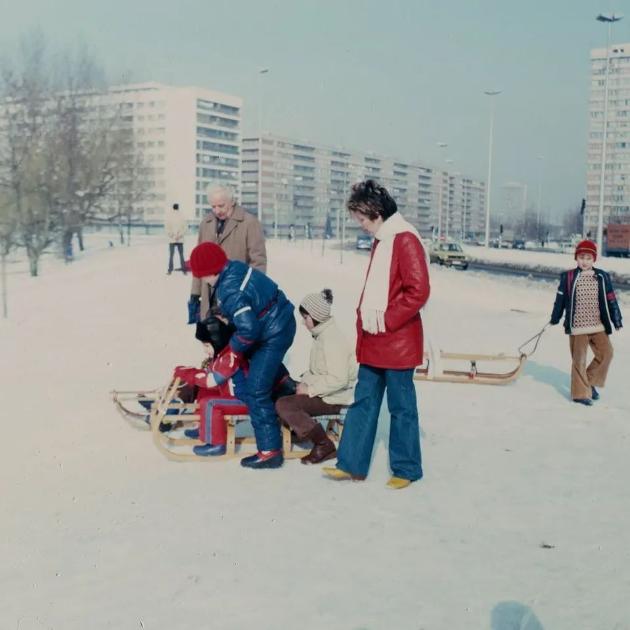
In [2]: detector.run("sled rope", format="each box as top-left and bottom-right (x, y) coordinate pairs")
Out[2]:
(517, 324), (549, 358)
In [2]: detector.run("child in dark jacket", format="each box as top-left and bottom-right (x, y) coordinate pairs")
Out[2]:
(550, 239), (623, 405)
(173, 319), (295, 456)
(188, 242), (297, 469)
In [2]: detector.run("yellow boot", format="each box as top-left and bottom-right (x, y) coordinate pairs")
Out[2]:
(322, 467), (365, 481)
(386, 476), (411, 490)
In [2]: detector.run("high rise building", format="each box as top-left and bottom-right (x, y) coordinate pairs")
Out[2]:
(102, 82), (242, 223)
(241, 133), (485, 239)
(587, 43), (630, 233)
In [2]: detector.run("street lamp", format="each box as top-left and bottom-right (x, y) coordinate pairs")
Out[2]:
(536, 155), (544, 239)
(257, 68), (269, 223)
(483, 90), (501, 248)
(595, 14), (623, 254)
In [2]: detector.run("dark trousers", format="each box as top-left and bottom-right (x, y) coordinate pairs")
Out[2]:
(336, 364), (422, 481)
(168, 242), (185, 272)
(243, 318), (297, 451)
(276, 394), (342, 440)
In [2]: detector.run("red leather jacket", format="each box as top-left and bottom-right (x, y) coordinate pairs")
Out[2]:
(355, 232), (430, 369)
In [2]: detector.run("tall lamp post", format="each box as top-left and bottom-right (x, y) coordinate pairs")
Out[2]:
(596, 14), (623, 254)
(483, 90), (501, 247)
(257, 68), (269, 224)
(535, 155), (544, 240)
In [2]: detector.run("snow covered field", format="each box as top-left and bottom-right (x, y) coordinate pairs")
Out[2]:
(1, 234), (629, 630)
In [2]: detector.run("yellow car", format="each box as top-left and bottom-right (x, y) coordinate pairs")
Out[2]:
(429, 241), (469, 270)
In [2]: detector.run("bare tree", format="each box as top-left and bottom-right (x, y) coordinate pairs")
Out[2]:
(0, 32), (53, 277)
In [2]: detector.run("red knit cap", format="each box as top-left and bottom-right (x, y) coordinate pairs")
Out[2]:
(188, 242), (228, 278)
(574, 239), (597, 261)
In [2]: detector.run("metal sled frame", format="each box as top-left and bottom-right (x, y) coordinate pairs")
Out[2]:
(146, 378), (345, 463)
(414, 351), (527, 385)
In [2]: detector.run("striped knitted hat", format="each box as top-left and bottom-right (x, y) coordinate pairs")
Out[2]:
(300, 288), (333, 323)
(574, 239), (597, 261)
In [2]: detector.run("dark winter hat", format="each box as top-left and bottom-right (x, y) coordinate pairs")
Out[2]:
(300, 288), (333, 323)
(195, 318), (233, 354)
(188, 242), (228, 278)
(574, 239), (597, 261)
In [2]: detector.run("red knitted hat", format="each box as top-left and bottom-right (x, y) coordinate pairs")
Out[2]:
(188, 242), (228, 278)
(574, 239), (597, 261)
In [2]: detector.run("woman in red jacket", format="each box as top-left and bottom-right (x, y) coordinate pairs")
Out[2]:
(323, 180), (430, 489)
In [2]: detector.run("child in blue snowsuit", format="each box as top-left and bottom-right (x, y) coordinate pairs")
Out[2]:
(188, 241), (296, 469)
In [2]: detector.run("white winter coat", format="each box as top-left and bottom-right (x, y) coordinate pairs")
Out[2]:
(300, 317), (358, 405)
(165, 209), (186, 243)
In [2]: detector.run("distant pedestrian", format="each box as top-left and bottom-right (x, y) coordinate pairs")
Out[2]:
(165, 203), (187, 275)
(549, 239), (623, 405)
(188, 184), (266, 325)
(323, 180), (430, 489)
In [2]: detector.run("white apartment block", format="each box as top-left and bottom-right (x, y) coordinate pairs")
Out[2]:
(241, 133), (485, 240)
(104, 82), (242, 223)
(587, 43), (630, 233)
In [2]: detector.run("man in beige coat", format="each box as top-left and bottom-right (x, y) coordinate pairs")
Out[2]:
(188, 184), (267, 323)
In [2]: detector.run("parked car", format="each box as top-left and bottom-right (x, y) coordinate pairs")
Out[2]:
(356, 233), (374, 250)
(512, 239), (526, 250)
(429, 241), (469, 269)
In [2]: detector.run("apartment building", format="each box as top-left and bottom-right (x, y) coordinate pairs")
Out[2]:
(587, 43), (630, 233)
(241, 133), (485, 239)
(103, 82), (242, 223)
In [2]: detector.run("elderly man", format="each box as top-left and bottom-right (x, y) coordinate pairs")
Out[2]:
(188, 184), (267, 324)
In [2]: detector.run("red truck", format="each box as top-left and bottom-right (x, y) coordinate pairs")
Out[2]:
(606, 224), (630, 257)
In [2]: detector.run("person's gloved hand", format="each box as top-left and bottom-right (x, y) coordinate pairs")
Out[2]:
(193, 371), (219, 389)
(187, 295), (201, 324)
(211, 347), (244, 383)
(173, 366), (199, 385)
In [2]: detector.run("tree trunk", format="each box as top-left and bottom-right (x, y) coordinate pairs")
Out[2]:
(127, 216), (131, 247)
(1, 253), (7, 318)
(28, 252), (39, 277)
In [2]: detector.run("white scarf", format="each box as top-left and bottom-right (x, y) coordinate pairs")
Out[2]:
(360, 212), (426, 334)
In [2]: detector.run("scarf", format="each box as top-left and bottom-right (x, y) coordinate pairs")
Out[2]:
(360, 212), (426, 334)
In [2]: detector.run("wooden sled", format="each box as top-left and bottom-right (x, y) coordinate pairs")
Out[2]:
(148, 378), (346, 463)
(111, 387), (163, 429)
(414, 351), (526, 385)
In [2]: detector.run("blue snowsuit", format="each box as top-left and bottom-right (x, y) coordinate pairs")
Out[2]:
(214, 261), (296, 451)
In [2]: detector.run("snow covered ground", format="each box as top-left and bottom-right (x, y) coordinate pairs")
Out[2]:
(463, 243), (630, 282)
(1, 233), (629, 630)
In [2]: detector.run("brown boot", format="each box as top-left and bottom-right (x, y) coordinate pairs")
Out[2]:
(301, 424), (336, 465)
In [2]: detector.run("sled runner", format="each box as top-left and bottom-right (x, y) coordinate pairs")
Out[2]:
(113, 377), (347, 463)
(414, 351), (526, 385)
(111, 388), (164, 428)
(414, 325), (548, 385)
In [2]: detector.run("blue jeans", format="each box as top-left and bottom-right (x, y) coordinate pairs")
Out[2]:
(244, 317), (297, 451)
(337, 364), (423, 481)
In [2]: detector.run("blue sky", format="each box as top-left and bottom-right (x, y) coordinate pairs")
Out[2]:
(1, 0), (625, 218)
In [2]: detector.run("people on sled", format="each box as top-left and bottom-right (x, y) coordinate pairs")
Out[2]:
(187, 241), (297, 469)
(173, 317), (295, 457)
(275, 288), (357, 465)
